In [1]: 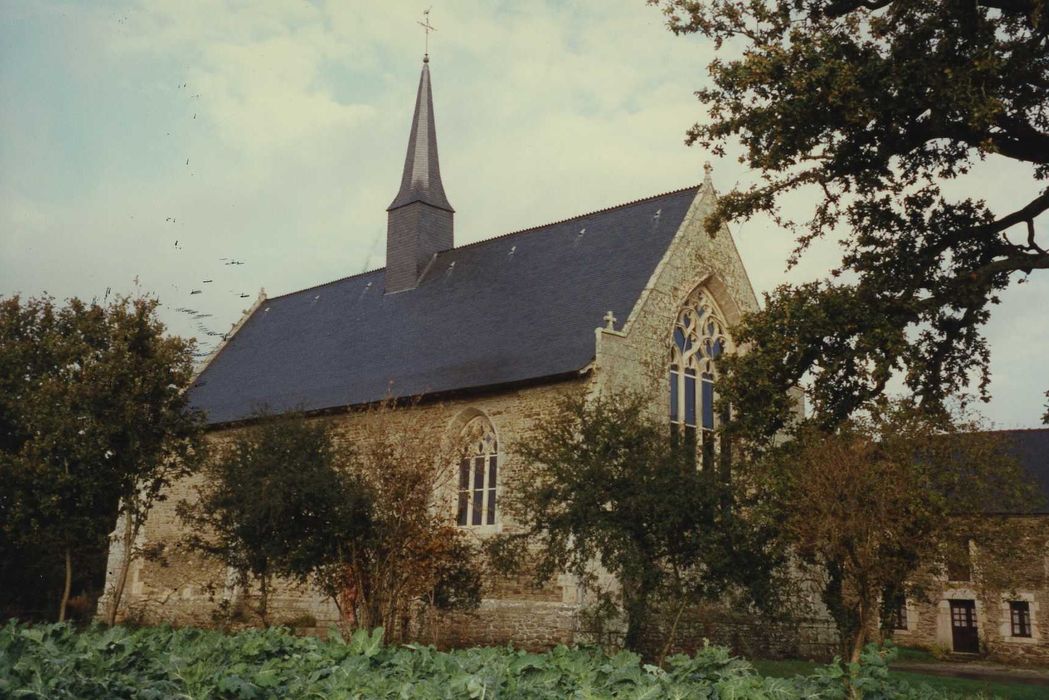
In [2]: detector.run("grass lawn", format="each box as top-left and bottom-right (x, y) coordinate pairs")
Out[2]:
(752, 658), (1046, 700)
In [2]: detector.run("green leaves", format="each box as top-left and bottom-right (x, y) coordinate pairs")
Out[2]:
(0, 294), (204, 621)
(651, 0), (1049, 430)
(179, 412), (373, 627)
(491, 391), (783, 655)
(0, 622), (962, 699)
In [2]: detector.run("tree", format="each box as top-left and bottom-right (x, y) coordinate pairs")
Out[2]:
(774, 402), (1039, 666)
(0, 294), (203, 623)
(181, 404), (482, 638)
(651, 0), (1049, 434)
(327, 401), (483, 642)
(488, 391), (782, 656)
(179, 412), (372, 627)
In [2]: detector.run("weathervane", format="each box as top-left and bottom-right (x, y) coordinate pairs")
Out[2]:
(418, 7), (436, 61)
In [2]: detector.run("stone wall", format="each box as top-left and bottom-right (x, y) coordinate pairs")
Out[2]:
(641, 605), (839, 661)
(892, 520), (1049, 666)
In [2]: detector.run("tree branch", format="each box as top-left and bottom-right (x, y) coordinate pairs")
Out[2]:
(824, 0), (892, 17)
(981, 190), (1049, 239)
(972, 251), (1049, 280)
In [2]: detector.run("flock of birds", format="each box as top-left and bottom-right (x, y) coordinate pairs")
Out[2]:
(140, 73), (381, 364)
(160, 80), (257, 362)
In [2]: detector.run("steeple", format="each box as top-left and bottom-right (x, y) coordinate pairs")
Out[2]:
(385, 58), (455, 293)
(388, 58), (453, 213)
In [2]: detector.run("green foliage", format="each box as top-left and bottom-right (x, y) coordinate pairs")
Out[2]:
(651, 0), (1049, 431)
(178, 412), (372, 626)
(489, 392), (783, 655)
(0, 294), (203, 621)
(0, 621), (967, 699)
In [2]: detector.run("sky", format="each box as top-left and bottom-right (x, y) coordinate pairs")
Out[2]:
(1, 0), (1046, 428)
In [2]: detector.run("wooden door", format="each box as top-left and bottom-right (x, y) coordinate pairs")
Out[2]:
(949, 600), (979, 654)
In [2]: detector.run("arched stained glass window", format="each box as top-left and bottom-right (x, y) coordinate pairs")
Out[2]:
(457, 416), (498, 527)
(669, 289), (730, 466)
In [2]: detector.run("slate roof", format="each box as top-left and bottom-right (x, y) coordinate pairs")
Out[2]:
(188, 186), (701, 425)
(996, 429), (1049, 514)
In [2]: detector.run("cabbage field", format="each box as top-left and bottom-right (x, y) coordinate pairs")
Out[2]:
(0, 621), (965, 699)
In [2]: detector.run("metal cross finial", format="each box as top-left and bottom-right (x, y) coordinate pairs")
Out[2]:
(418, 8), (436, 61)
(604, 310), (617, 330)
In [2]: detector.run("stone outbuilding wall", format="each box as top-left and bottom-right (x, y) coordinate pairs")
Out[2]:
(891, 520), (1049, 666)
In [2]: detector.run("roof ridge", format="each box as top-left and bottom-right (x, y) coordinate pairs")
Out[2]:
(266, 184), (700, 302)
(266, 267), (384, 302)
(453, 184), (700, 252)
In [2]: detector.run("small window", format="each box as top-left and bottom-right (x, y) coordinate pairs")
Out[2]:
(894, 600), (908, 631)
(1010, 601), (1032, 638)
(456, 416), (498, 527)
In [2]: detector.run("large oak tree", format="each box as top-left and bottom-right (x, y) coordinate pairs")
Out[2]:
(652, 0), (1049, 435)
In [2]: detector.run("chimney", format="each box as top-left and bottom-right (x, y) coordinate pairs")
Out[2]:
(385, 57), (454, 293)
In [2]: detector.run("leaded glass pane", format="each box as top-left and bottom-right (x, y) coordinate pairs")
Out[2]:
(459, 459), (470, 490)
(670, 371), (679, 422)
(457, 492), (468, 526)
(702, 373), (714, 430)
(684, 373), (696, 426)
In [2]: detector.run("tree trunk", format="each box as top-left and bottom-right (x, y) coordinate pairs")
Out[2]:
(849, 590), (877, 663)
(257, 574), (270, 627)
(657, 599), (688, 667)
(622, 584), (650, 653)
(845, 599), (873, 700)
(107, 513), (136, 625)
(849, 627), (865, 665)
(58, 548), (72, 622)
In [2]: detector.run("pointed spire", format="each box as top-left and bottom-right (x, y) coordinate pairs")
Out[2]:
(384, 58), (455, 293)
(388, 59), (453, 213)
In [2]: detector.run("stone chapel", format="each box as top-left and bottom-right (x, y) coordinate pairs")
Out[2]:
(99, 55), (762, 648)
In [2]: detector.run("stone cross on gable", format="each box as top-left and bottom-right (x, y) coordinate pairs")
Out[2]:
(604, 310), (617, 330)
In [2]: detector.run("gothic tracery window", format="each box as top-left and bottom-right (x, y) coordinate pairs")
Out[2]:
(669, 289), (729, 466)
(457, 415), (498, 527)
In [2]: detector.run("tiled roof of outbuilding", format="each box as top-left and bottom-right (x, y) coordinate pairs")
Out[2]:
(997, 428), (1049, 513)
(188, 186), (701, 425)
